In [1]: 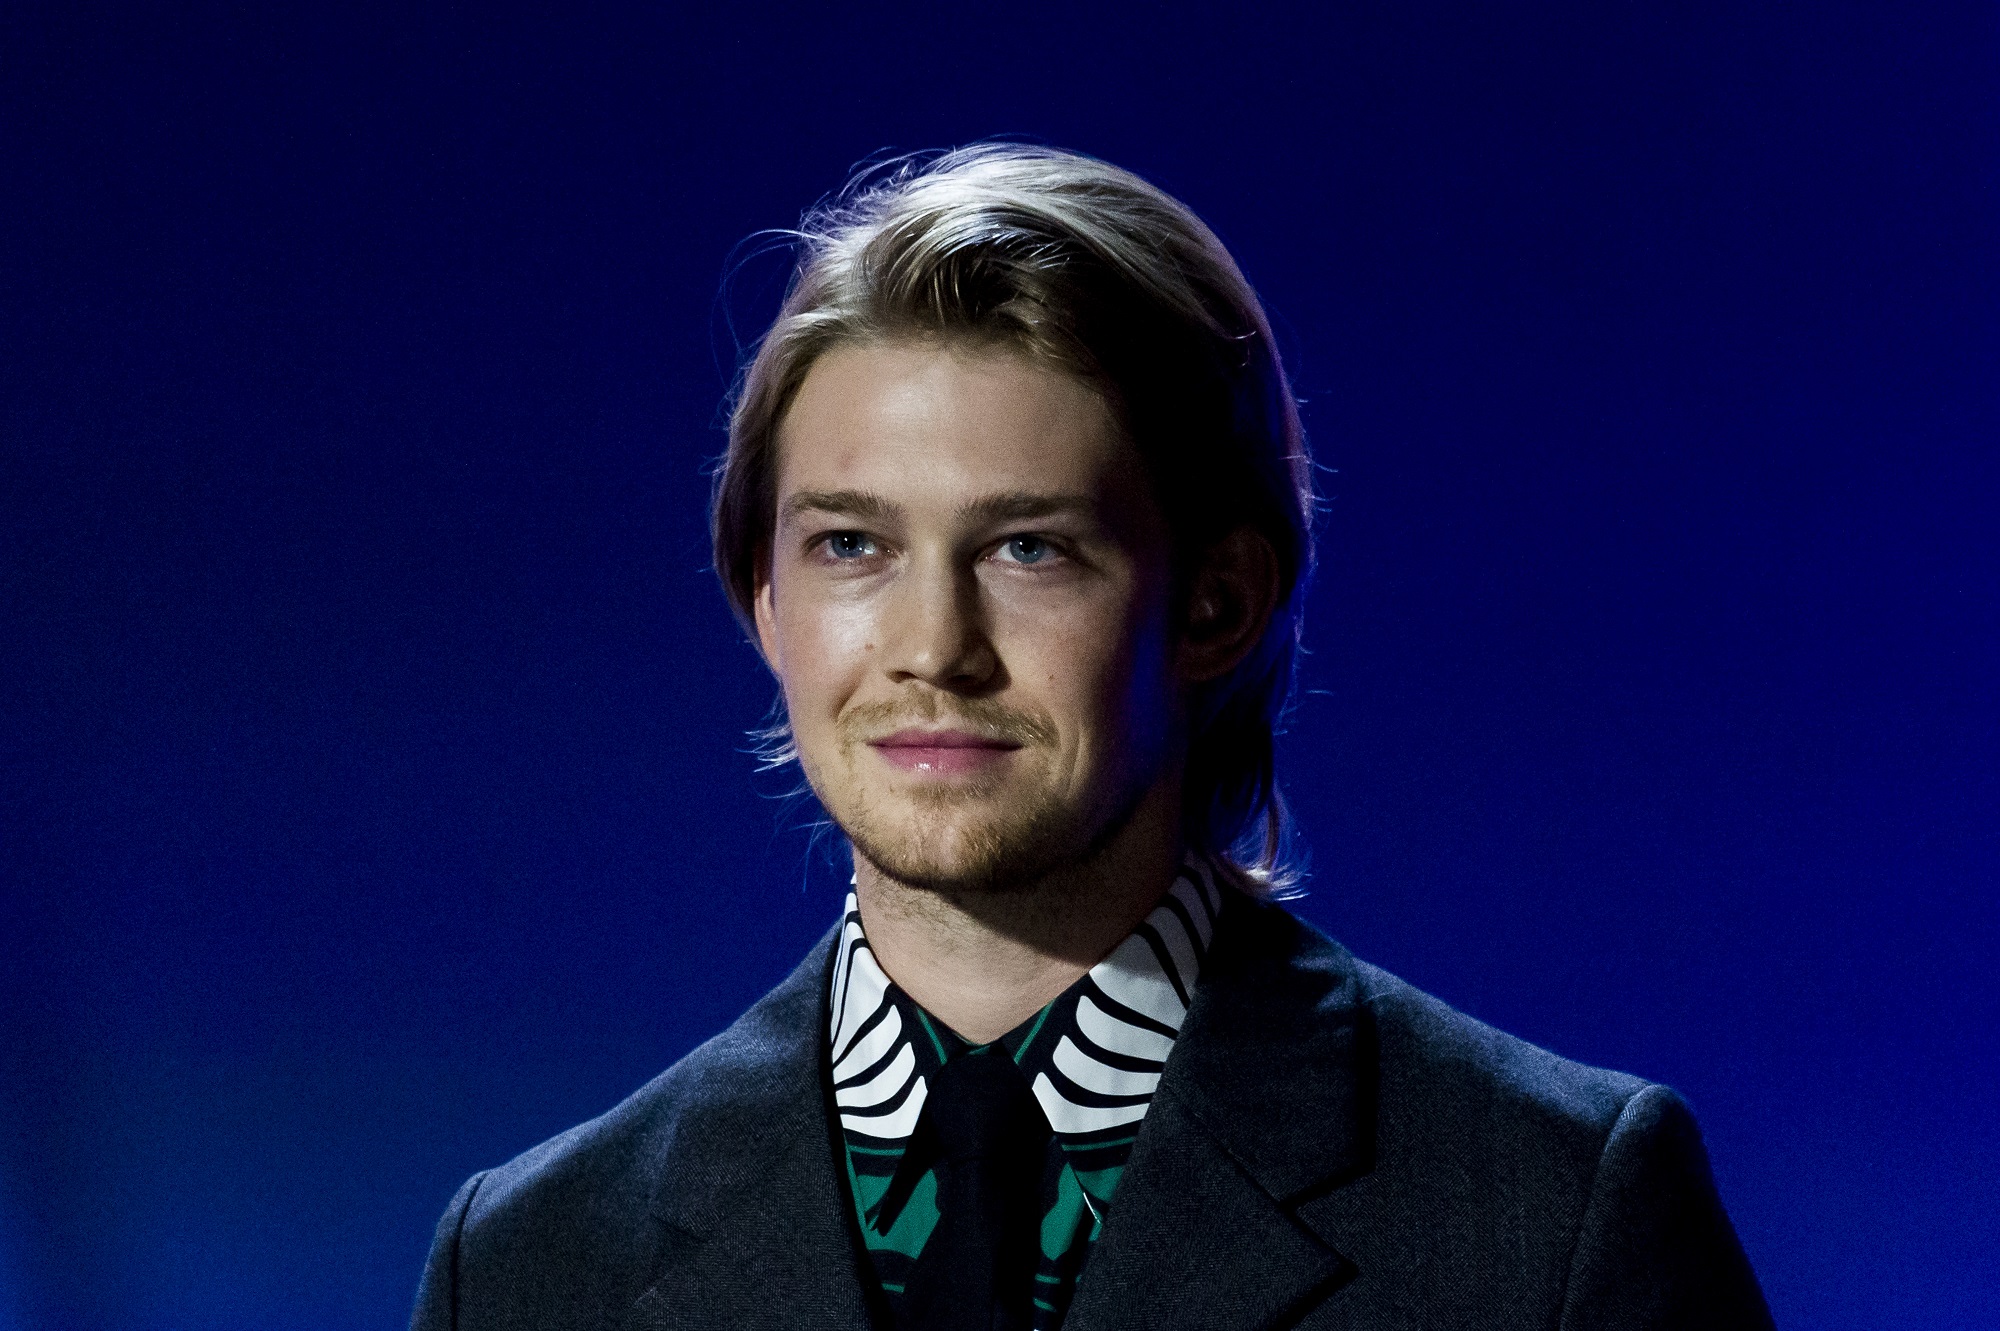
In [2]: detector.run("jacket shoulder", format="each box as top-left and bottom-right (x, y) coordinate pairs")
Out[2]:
(1348, 948), (1650, 1151)
(1262, 905), (1722, 1324)
(414, 936), (833, 1330)
(1225, 896), (1650, 1149)
(1235, 902), (1767, 1327)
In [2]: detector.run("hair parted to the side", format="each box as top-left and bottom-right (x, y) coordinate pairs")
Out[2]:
(712, 144), (1314, 890)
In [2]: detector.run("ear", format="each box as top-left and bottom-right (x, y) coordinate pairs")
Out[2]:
(752, 569), (783, 677)
(1177, 526), (1283, 685)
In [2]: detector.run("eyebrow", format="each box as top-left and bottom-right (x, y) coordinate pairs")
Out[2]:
(780, 489), (899, 525)
(956, 491), (1097, 524)
(778, 488), (1097, 526)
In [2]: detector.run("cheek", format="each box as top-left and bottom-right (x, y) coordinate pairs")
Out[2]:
(998, 585), (1174, 736)
(770, 581), (877, 715)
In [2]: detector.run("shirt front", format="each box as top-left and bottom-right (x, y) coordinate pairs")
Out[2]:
(826, 855), (1225, 1330)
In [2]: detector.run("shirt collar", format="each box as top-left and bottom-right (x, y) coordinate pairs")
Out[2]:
(826, 852), (1226, 1154)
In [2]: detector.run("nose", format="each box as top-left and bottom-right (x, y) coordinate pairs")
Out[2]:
(880, 549), (999, 692)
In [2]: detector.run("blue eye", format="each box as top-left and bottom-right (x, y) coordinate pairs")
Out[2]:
(826, 532), (877, 559)
(1002, 536), (1049, 565)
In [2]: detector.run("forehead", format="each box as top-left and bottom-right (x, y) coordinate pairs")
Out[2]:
(773, 340), (1136, 509)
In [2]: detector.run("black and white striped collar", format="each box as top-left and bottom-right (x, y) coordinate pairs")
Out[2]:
(825, 855), (1227, 1153)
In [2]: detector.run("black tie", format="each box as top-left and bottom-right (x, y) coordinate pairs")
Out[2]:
(901, 1048), (1052, 1331)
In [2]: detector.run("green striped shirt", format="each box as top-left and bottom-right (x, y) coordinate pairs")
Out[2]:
(826, 856), (1224, 1329)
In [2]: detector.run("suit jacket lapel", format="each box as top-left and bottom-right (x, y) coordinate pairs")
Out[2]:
(628, 930), (877, 1331)
(1064, 895), (1373, 1331)
(622, 893), (1374, 1331)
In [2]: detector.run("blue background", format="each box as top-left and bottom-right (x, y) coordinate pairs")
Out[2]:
(3, 3), (1995, 1327)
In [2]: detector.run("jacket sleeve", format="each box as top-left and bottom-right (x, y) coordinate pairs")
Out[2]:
(1557, 1085), (1772, 1330)
(411, 1172), (488, 1331)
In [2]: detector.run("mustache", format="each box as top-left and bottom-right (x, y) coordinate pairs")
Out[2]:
(839, 695), (1057, 748)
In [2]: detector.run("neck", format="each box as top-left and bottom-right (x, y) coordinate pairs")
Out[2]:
(853, 775), (1185, 1044)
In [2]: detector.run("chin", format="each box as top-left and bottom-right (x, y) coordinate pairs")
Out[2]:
(839, 789), (1085, 896)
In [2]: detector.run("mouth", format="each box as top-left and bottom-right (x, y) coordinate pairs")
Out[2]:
(866, 728), (1024, 776)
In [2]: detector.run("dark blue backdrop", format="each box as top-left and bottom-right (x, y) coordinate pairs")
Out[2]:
(3, 3), (1995, 1327)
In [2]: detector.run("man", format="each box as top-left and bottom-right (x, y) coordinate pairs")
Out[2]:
(411, 145), (1771, 1330)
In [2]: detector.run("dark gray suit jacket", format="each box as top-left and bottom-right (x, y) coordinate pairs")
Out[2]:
(412, 893), (1772, 1330)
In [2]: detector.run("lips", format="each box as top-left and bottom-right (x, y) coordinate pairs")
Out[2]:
(867, 728), (1022, 776)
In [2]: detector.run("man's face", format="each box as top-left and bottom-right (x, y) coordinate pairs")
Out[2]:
(754, 339), (1179, 893)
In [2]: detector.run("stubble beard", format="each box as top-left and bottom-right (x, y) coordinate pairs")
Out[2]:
(836, 773), (1088, 896)
(801, 736), (1136, 898)
(796, 690), (1162, 898)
